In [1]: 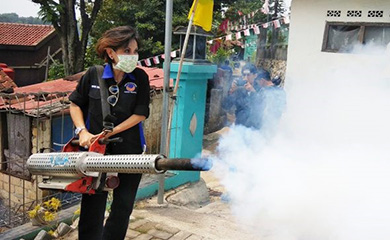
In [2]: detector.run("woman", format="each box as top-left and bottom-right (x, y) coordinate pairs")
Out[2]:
(69, 26), (150, 240)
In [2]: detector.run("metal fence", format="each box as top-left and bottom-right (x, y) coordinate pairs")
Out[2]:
(0, 90), (164, 230)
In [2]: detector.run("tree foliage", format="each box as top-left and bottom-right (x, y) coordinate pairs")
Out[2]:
(32, 0), (103, 75)
(0, 13), (46, 24)
(87, 0), (192, 64)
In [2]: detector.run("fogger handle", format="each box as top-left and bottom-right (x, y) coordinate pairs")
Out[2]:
(70, 137), (123, 146)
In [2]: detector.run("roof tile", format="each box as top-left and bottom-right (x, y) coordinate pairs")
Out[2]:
(0, 22), (55, 46)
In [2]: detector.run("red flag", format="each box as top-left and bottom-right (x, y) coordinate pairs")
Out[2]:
(237, 10), (243, 16)
(219, 19), (229, 33)
(210, 41), (221, 54)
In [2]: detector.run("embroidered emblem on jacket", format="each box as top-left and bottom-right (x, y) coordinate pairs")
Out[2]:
(124, 82), (137, 94)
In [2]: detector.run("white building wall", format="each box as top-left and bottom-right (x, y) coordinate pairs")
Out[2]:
(286, 0), (390, 83)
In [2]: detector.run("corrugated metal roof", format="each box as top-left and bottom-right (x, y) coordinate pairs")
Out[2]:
(0, 22), (55, 46)
(138, 66), (171, 90)
(0, 66), (171, 117)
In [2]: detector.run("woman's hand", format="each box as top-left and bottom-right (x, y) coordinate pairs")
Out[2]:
(78, 130), (98, 149)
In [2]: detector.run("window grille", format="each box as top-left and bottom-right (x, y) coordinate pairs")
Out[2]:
(327, 10), (341, 17)
(347, 10), (362, 17)
(368, 10), (384, 18)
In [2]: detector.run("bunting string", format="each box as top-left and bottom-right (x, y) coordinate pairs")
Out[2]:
(136, 13), (290, 67)
(209, 15), (290, 46)
(136, 50), (180, 67)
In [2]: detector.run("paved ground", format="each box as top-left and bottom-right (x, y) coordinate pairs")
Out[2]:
(59, 170), (258, 240)
(55, 128), (258, 240)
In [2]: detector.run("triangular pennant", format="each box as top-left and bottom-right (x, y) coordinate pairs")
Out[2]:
(261, 0), (270, 14)
(236, 31), (242, 40)
(144, 58), (152, 66)
(153, 56), (160, 64)
(273, 19), (281, 29)
(254, 25), (260, 35)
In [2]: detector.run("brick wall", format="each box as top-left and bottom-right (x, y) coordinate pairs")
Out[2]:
(143, 92), (165, 154)
(0, 174), (43, 207)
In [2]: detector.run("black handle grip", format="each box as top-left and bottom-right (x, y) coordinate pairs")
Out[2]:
(71, 137), (123, 146)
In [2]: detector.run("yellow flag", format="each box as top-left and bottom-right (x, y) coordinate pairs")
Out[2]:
(188, 0), (214, 32)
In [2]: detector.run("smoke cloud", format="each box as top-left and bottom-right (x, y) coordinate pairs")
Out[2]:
(211, 44), (390, 240)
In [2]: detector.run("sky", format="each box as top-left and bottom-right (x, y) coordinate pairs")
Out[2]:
(0, 0), (40, 17)
(1, 0), (292, 18)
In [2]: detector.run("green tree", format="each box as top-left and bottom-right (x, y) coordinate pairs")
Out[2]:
(32, 0), (103, 75)
(0, 13), (46, 24)
(224, 0), (266, 26)
(87, 0), (192, 63)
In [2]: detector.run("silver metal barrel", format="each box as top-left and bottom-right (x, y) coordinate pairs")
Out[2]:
(27, 152), (103, 177)
(82, 154), (165, 174)
(27, 152), (210, 178)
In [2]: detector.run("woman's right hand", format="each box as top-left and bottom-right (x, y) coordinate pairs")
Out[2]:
(78, 130), (98, 149)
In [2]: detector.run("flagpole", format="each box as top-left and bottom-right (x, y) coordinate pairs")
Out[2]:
(165, 0), (199, 159)
(158, 0), (173, 205)
(172, 0), (199, 97)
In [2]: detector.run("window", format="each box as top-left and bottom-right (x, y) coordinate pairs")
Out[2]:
(1, 113), (31, 179)
(322, 22), (390, 53)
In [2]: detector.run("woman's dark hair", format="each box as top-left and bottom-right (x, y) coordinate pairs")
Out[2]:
(96, 26), (140, 62)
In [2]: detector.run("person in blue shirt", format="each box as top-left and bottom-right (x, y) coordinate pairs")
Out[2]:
(226, 63), (261, 128)
(256, 70), (286, 131)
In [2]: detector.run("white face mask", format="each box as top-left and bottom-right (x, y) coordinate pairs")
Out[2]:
(113, 54), (138, 73)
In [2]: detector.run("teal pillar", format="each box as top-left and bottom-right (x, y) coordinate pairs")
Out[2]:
(136, 61), (217, 199)
(168, 62), (217, 185)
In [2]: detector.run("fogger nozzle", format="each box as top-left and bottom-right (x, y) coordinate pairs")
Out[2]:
(26, 152), (212, 178)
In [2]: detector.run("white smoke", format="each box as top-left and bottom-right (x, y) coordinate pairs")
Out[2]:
(212, 44), (390, 240)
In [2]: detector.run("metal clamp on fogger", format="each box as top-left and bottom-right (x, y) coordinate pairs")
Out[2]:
(27, 133), (212, 194)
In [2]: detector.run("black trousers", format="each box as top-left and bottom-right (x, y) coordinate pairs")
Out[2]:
(78, 173), (142, 240)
